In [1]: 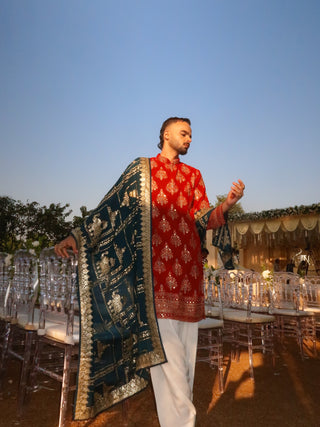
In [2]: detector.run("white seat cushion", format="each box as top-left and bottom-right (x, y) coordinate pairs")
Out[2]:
(46, 311), (79, 326)
(16, 307), (40, 328)
(223, 308), (275, 323)
(16, 308), (79, 331)
(271, 308), (314, 317)
(199, 318), (224, 329)
(44, 323), (79, 344)
(304, 307), (320, 314)
(205, 305), (222, 317)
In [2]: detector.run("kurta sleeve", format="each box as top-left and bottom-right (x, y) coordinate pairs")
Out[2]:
(190, 170), (210, 218)
(206, 203), (226, 230)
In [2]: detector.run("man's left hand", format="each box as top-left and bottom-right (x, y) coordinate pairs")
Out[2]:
(223, 179), (245, 212)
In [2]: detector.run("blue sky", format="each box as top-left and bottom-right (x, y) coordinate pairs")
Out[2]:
(1, 0), (319, 218)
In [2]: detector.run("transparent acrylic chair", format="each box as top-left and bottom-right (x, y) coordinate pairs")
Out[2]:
(215, 269), (275, 380)
(197, 273), (224, 393)
(0, 252), (10, 394)
(17, 248), (79, 427)
(0, 249), (39, 397)
(272, 272), (316, 358)
(0, 252), (10, 319)
(301, 276), (320, 333)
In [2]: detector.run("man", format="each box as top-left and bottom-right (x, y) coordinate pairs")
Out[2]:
(55, 117), (245, 426)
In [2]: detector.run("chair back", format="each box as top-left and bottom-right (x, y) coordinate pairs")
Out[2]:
(210, 269), (269, 318)
(210, 269), (235, 309)
(250, 271), (272, 313)
(301, 276), (320, 310)
(272, 272), (301, 311)
(0, 252), (11, 318)
(38, 247), (78, 341)
(11, 250), (39, 326)
(0, 253), (8, 314)
(203, 269), (223, 319)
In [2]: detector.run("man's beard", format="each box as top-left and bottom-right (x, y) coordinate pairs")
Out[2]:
(178, 146), (189, 155)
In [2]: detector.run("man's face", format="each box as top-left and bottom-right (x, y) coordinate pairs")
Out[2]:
(164, 121), (192, 156)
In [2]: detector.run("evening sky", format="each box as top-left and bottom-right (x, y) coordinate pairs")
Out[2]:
(1, 0), (319, 217)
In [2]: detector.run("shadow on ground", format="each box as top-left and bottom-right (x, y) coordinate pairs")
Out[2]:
(0, 340), (319, 427)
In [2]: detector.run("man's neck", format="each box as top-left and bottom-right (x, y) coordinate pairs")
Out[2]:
(160, 148), (179, 162)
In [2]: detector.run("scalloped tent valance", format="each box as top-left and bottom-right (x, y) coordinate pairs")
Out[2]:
(223, 204), (320, 273)
(232, 215), (320, 236)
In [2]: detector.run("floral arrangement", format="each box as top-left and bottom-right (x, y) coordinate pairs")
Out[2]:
(261, 266), (274, 289)
(203, 262), (215, 280)
(229, 202), (320, 222)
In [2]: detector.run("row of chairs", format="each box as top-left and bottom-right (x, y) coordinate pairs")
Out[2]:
(1, 250), (319, 423)
(197, 269), (319, 393)
(0, 248), (79, 427)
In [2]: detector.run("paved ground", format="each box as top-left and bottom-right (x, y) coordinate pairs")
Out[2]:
(1, 339), (319, 427)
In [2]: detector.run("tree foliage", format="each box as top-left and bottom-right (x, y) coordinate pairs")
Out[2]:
(72, 205), (90, 229)
(0, 196), (73, 255)
(213, 194), (245, 216)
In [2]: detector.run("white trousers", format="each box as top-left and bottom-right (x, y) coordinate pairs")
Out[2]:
(150, 319), (198, 427)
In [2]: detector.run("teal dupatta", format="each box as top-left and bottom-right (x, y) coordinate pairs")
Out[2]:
(71, 157), (233, 420)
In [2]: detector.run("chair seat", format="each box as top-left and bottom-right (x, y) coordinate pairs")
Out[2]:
(16, 308), (41, 329)
(44, 323), (80, 344)
(16, 308), (79, 330)
(304, 307), (320, 314)
(251, 306), (269, 313)
(223, 308), (275, 323)
(199, 318), (223, 329)
(204, 305), (222, 317)
(46, 311), (80, 327)
(271, 308), (314, 317)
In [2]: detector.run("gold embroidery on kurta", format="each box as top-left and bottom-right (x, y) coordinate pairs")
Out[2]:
(160, 243), (173, 261)
(181, 276), (192, 293)
(178, 217), (190, 234)
(181, 245), (192, 263)
(170, 230), (182, 247)
(154, 259), (166, 274)
(157, 189), (168, 205)
(175, 169), (186, 183)
(166, 272), (177, 290)
(152, 233), (162, 247)
(159, 215), (171, 232)
(166, 178), (179, 195)
(168, 204), (179, 220)
(156, 167), (167, 180)
(173, 259), (183, 276)
(176, 193), (187, 208)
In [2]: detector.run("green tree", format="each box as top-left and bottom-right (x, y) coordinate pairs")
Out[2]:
(0, 197), (73, 254)
(72, 205), (90, 228)
(213, 194), (245, 216)
(0, 196), (20, 253)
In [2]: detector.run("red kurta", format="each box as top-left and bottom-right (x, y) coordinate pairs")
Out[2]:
(150, 154), (225, 322)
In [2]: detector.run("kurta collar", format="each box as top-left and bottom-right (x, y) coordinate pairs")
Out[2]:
(156, 153), (180, 165)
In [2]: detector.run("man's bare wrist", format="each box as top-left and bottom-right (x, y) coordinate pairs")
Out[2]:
(222, 201), (230, 213)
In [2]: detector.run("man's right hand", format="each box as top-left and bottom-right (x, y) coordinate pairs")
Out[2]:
(55, 235), (78, 258)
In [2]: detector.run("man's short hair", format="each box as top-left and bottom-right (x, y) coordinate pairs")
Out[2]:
(158, 117), (191, 150)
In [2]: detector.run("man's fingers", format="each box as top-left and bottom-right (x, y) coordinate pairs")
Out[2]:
(230, 179), (245, 199)
(55, 242), (70, 258)
(55, 235), (78, 258)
